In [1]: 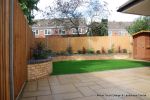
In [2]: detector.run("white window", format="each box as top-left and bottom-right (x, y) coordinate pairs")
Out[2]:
(59, 29), (66, 35)
(72, 28), (82, 34)
(44, 29), (51, 35)
(33, 30), (39, 35)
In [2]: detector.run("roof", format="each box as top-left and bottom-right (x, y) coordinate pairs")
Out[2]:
(132, 30), (150, 36)
(32, 18), (87, 28)
(117, 0), (150, 16)
(108, 22), (132, 30)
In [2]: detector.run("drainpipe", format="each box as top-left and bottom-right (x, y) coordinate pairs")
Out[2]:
(9, 0), (14, 100)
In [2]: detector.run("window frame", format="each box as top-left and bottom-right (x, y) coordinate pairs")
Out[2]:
(33, 29), (39, 35)
(44, 29), (51, 35)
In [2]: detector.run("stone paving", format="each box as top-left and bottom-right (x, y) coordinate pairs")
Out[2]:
(20, 67), (150, 100)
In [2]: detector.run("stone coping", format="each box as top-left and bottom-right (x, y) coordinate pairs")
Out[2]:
(28, 57), (52, 64)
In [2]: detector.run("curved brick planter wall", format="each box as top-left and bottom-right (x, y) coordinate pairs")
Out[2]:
(27, 61), (52, 80)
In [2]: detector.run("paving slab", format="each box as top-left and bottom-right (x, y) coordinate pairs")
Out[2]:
(20, 67), (150, 100)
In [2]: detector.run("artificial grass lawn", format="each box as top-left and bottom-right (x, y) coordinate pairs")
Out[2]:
(52, 60), (150, 75)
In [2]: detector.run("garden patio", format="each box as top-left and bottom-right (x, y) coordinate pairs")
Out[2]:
(1, 0), (150, 100)
(20, 67), (150, 100)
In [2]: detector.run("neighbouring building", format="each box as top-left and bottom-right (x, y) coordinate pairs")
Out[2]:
(133, 31), (150, 60)
(32, 18), (132, 38)
(32, 18), (88, 38)
(108, 21), (132, 36)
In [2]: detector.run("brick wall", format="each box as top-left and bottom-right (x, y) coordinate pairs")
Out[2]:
(27, 61), (52, 80)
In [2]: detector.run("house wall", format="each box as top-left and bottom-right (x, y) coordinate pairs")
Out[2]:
(133, 32), (150, 60)
(33, 27), (87, 38)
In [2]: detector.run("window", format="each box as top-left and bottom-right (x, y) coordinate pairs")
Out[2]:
(59, 29), (66, 35)
(45, 29), (51, 35)
(33, 30), (39, 35)
(72, 28), (82, 34)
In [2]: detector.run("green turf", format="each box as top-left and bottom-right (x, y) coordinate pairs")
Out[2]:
(52, 60), (150, 75)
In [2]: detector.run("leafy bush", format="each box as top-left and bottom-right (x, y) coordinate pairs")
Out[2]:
(127, 17), (150, 35)
(96, 50), (101, 54)
(108, 49), (113, 54)
(66, 46), (73, 54)
(77, 50), (82, 54)
(51, 52), (57, 56)
(122, 49), (127, 53)
(118, 46), (121, 53)
(101, 47), (106, 54)
(32, 42), (48, 59)
(46, 50), (52, 55)
(33, 50), (48, 59)
(60, 51), (67, 55)
(87, 49), (94, 54)
(36, 42), (45, 50)
(82, 47), (86, 54)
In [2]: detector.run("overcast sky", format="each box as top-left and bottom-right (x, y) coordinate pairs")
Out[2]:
(34, 0), (140, 22)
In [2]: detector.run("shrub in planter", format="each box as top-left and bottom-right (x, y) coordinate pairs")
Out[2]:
(33, 42), (48, 59)
(66, 46), (73, 54)
(33, 50), (48, 59)
(51, 52), (57, 56)
(82, 47), (86, 54)
(77, 50), (82, 54)
(101, 47), (106, 54)
(60, 51), (67, 56)
(87, 49), (95, 54)
(117, 46), (121, 53)
(96, 50), (101, 54)
(122, 49), (127, 53)
(46, 50), (52, 55)
(108, 49), (113, 54)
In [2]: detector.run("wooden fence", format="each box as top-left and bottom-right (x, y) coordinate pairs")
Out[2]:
(35, 36), (133, 53)
(0, 0), (34, 99)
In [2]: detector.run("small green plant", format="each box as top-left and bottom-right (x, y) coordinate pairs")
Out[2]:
(77, 50), (82, 54)
(36, 42), (45, 50)
(122, 49), (127, 53)
(111, 44), (115, 53)
(66, 46), (73, 54)
(101, 47), (106, 54)
(118, 46), (121, 53)
(82, 47), (86, 54)
(51, 52), (57, 56)
(33, 42), (48, 59)
(87, 48), (94, 54)
(60, 51), (67, 55)
(96, 50), (101, 54)
(108, 49), (113, 54)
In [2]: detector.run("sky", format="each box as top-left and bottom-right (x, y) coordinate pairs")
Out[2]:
(34, 0), (140, 22)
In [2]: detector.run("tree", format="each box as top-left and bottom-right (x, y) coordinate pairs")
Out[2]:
(127, 17), (150, 34)
(19, 0), (39, 25)
(85, 0), (109, 35)
(44, 0), (83, 36)
(100, 19), (108, 36)
(44, 0), (109, 36)
(88, 19), (108, 36)
(89, 22), (101, 36)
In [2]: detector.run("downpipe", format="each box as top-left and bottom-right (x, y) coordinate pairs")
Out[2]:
(9, 0), (14, 100)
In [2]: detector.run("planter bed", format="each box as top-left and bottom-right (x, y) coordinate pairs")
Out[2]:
(27, 58), (52, 80)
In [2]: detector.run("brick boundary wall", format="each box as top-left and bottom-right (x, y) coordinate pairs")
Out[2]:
(27, 61), (52, 80)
